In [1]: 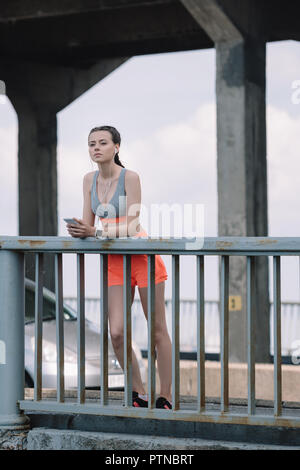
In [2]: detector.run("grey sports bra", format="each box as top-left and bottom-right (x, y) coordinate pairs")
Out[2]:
(91, 168), (127, 219)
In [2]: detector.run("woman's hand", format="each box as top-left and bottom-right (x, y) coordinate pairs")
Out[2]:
(67, 218), (95, 238)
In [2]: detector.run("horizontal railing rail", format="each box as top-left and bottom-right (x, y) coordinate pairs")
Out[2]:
(1, 235), (300, 429)
(2, 235), (300, 254)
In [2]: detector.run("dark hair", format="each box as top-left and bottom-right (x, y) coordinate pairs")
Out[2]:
(88, 125), (125, 168)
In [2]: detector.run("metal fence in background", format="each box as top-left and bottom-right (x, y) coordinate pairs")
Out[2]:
(64, 297), (300, 358)
(64, 298), (221, 355)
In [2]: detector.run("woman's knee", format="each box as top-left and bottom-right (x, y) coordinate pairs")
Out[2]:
(110, 327), (124, 348)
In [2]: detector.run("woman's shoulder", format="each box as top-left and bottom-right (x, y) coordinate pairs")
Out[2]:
(83, 171), (97, 182)
(124, 169), (141, 195)
(124, 168), (140, 181)
(83, 171), (97, 191)
(84, 170), (97, 179)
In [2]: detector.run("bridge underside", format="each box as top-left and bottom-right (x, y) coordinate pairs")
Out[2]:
(1, 0), (300, 67)
(1, 0), (299, 362)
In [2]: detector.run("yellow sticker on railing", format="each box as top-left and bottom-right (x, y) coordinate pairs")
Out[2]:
(229, 295), (242, 311)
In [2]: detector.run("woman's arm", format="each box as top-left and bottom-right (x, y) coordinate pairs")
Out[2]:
(82, 173), (96, 227)
(67, 173), (96, 238)
(102, 170), (141, 238)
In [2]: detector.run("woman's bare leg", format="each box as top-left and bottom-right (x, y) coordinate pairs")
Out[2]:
(138, 281), (172, 402)
(108, 284), (146, 395)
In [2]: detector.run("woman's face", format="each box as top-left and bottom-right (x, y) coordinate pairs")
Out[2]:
(88, 130), (119, 163)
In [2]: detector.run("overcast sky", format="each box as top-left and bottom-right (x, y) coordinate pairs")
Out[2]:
(1, 40), (300, 301)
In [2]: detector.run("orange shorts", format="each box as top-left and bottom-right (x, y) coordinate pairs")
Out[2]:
(103, 222), (168, 288)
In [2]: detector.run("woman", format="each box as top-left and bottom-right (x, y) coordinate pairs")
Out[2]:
(67, 125), (172, 409)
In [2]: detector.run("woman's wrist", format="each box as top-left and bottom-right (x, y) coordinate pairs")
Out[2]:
(90, 226), (97, 237)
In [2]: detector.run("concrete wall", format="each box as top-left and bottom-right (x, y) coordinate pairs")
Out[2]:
(143, 360), (300, 402)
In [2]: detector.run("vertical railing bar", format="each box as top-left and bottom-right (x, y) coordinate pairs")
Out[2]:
(100, 254), (108, 406)
(247, 256), (256, 415)
(34, 253), (43, 402)
(197, 255), (205, 412)
(172, 255), (180, 411)
(148, 254), (156, 409)
(77, 253), (85, 404)
(123, 254), (132, 407)
(55, 253), (64, 403)
(220, 255), (229, 413)
(273, 256), (282, 416)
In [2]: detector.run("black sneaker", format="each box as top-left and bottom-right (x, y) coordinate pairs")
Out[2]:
(132, 391), (148, 408)
(156, 396), (172, 409)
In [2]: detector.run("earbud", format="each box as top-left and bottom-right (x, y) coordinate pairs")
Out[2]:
(115, 148), (118, 154)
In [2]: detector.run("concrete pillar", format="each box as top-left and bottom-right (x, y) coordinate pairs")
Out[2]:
(0, 251), (30, 429)
(11, 94), (57, 291)
(216, 38), (269, 363)
(180, 0), (270, 362)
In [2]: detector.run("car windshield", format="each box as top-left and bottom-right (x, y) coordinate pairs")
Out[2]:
(25, 289), (76, 324)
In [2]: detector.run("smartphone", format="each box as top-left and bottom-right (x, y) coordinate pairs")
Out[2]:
(64, 218), (79, 225)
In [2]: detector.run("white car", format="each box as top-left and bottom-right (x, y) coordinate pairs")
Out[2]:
(24, 279), (146, 390)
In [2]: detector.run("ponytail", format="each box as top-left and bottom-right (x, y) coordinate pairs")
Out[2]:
(114, 152), (125, 168)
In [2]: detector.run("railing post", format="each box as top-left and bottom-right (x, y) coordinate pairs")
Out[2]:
(147, 254), (156, 409)
(34, 253), (44, 401)
(123, 254), (132, 407)
(100, 254), (108, 406)
(0, 250), (30, 429)
(220, 255), (229, 413)
(273, 256), (282, 416)
(77, 253), (85, 404)
(55, 253), (64, 403)
(197, 255), (205, 412)
(172, 255), (180, 410)
(247, 256), (256, 415)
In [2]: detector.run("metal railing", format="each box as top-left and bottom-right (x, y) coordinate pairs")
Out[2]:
(1, 235), (300, 429)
